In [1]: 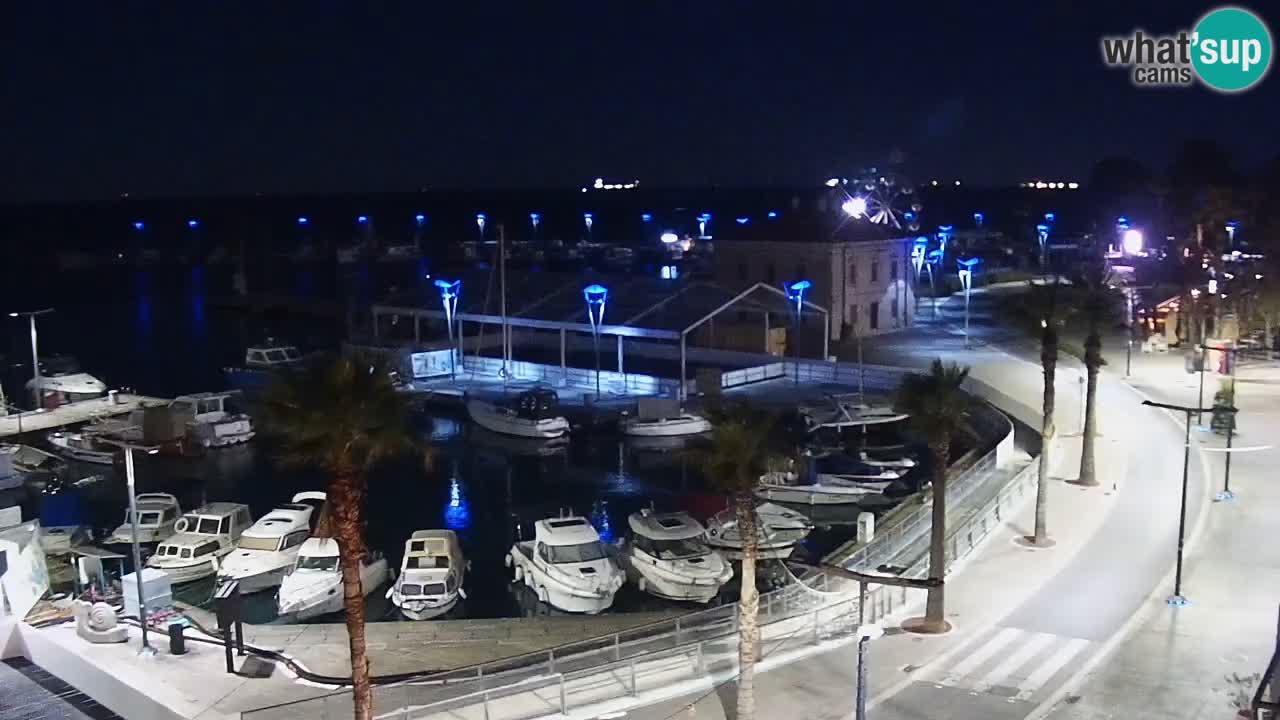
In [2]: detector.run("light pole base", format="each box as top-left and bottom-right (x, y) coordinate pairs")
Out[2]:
(1165, 594), (1191, 608)
(137, 642), (157, 658)
(1214, 490), (1237, 502)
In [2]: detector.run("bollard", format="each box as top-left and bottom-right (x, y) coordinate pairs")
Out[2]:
(168, 622), (186, 655)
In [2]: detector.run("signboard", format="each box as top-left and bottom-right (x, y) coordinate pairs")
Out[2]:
(411, 350), (457, 379)
(0, 521), (49, 619)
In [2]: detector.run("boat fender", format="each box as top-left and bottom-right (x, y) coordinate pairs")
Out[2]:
(513, 565), (523, 583)
(536, 585), (549, 604)
(174, 518), (190, 534)
(385, 586), (394, 600)
(637, 577), (647, 593)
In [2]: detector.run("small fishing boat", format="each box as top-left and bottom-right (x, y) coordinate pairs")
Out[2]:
(276, 539), (390, 620)
(103, 493), (182, 545)
(467, 389), (570, 439)
(26, 356), (108, 406)
(506, 515), (624, 614)
(618, 510), (731, 603)
(223, 341), (306, 391)
(620, 412), (712, 438)
(46, 432), (115, 465)
(801, 396), (907, 432)
(703, 502), (813, 560)
(146, 503), (254, 584)
(755, 472), (889, 506)
(388, 530), (467, 620)
(170, 392), (255, 448)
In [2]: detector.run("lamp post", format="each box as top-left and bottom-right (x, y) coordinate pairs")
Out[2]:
(785, 280), (811, 385)
(936, 225), (953, 267)
(120, 441), (161, 655)
(925, 250), (942, 318)
(434, 279), (461, 380)
(957, 257), (980, 349)
(1202, 343), (1240, 501)
(1141, 399), (1235, 606)
(1036, 223), (1050, 270)
(8, 308), (53, 408)
(583, 284), (608, 397)
(854, 623), (885, 720)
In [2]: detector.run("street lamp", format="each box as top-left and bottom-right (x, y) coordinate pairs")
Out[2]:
(1036, 223), (1050, 269)
(936, 225), (954, 266)
(842, 197), (868, 218)
(118, 441), (161, 655)
(785, 280), (811, 385)
(8, 308), (53, 408)
(926, 250), (943, 318)
(583, 284), (608, 397)
(1225, 221), (1239, 248)
(957, 257), (981, 349)
(434, 279), (461, 380)
(1202, 343), (1241, 501)
(854, 623), (885, 720)
(1122, 228), (1144, 256)
(1141, 399), (1235, 606)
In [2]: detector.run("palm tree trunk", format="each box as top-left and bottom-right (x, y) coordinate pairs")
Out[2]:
(734, 491), (760, 720)
(924, 440), (950, 631)
(1077, 330), (1102, 486)
(331, 465), (373, 720)
(1034, 327), (1056, 543)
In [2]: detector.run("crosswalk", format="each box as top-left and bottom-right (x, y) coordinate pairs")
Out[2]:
(929, 626), (1092, 703)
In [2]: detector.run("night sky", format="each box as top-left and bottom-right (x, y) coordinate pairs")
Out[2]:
(4, 1), (1277, 202)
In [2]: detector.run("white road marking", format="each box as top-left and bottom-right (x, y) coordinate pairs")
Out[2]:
(1015, 637), (1090, 701)
(938, 627), (1021, 686)
(972, 631), (1057, 692)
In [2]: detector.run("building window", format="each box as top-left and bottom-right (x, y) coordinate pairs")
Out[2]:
(848, 261), (857, 286)
(871, 259), (880, 283)
(870, 302), (880, 330)
(891, 296), (899, 319)
(737, 262), (748, 282)
(890, 255), (899, 281)
(766, 263), (777, 284)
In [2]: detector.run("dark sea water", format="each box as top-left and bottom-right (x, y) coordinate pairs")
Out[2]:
(2, 263), (901, 622)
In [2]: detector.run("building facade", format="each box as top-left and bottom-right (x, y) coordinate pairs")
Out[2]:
(713, 214), (915, 342)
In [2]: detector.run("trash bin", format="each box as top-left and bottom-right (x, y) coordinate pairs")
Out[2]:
(169, 621), (186, 655)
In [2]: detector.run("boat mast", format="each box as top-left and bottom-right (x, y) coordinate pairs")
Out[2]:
(498, 224), (509, 382)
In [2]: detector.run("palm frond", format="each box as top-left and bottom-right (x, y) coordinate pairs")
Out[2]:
(894, 359), (970, 443)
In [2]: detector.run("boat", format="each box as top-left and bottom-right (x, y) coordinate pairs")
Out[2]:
(812, 454), (907, 483)
(621, 412), (711, 437)
(618, 510), (732, 603)
(801, 396), (907, 432)
(387, 530), (467, 620)
(46, 432), (115, 465)
(0, 445), (24, 490)
(146, 503), (254, 584)
(467, 389), (570, 439)
(103, 493), (182, 545)
(703, 502), (814, 560)
(506, 515), (624, 614)
(276, 538), (390, 620)
(857, 451), (917, 469)
(169, 392), (255, 448)
(215, 492), (325, 593)
(755, 472), (889, 505)
(223, 341), (305, 390)
(26, 355), (108, 406)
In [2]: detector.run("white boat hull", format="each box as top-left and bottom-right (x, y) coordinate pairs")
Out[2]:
(628, 565), (724, 603)
(104, 527), (171, 545)
(755, 485), (876, 505)
(277, 559), (389, 620)
(47, 436), (114, 465)
(148, 554), (226, 584)
(218, 564), (292, 594)
(468, 401), (568, 439)
(621, 415), (712, 437)
(392, 593), (458, 621)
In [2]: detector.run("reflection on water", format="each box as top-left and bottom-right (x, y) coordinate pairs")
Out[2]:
(444, 474), (471, 531)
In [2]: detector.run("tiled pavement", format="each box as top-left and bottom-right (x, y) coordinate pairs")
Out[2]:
(0, 658), (122, 720)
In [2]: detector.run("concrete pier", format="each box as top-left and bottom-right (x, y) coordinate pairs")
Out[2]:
(0, 394), (168, 439)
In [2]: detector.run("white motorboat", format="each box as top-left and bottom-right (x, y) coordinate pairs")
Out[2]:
(216, 492), (325, 593)
(103, 493), (182, 545)
(276, 538), (390, 620)
(704, 502), (814, 560)
(388, 530), (467, 620)
(26, 356), (107, 405)
(619, 510), (732, 603)
(801, 396), (907, 432)
(755, 472), (889, 505)
(468, 389), (569, 439)
(620, 412), (712, 438)
(506, 515), (624, 614)
(170, 392), (255, 448)
(146, 503), (253, 584)
(857, 451), (918, 469)
(46, 432), (115, 465)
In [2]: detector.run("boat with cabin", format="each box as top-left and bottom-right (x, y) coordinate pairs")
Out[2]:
(387, 529), (468, 620)
(146, 503), (253, 584)
(620, 398), (712, 438)
(276, 538), (390, 620)
(618, 510), (731, 603)
(103, 493), (182, 545)
(703, 502), (814, 560)
(506, 515), (624, 614)
(800, 396), (907, 432)
(26, 356), (108, 407)
(170, 392), (255, 448)
(46, 431), (115, 465)
(467, 388), (570, 439)
(223, 341), (306, 390)
(216, 492), (325, 593)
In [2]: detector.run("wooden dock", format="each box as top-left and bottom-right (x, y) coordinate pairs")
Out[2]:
(0, 394), (169, 438)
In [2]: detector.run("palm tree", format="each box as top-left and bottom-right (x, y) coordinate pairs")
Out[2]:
(894, 359), (970, 633)
(1028, 280), (1067, 544)
(698, 406), (786, 720)
(1077, 264), (1114, 487)
(262, 355), (424, 720)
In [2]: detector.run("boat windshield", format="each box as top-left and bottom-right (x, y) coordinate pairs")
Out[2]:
(547, 542), (608, 564)
(239, 535), (282, 552)
(401, 582), (446, 597)
(651, 537), (711, 560)
(265, 349), (290, 363)
(126, 511), (162, 525)
(296, 555), (339, 571)
(194, 517), (221, 534)
(283, 347), (301, 361)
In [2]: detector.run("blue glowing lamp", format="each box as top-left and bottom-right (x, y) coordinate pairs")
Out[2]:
(735, 217), (750, 225)
(660, 231), (679, 244)
(973, 212), (985, 226)
(434, 279), (461, 343)
(583, 284), (608, 329)
(187, 219), (199, 229)
(956, 257), (981, 288)
(530, 212), (541, 227)
(357, 215), (368, 224)
(641, 213), (653, 222)
(697, 213), (712, 221)
(767, 210), (779, 219)
(927, 249), (944, 264)
(938, 224), (954, 235)
(415, 214), (426, 224)
(133, 221), (145, 231)
(1036, 223), (1050, 236)
(1044, 212), (1056, 224)
(297, 216), (309, 225)
(1116, 215), (1128, 225)
(785, 279), (812, 311)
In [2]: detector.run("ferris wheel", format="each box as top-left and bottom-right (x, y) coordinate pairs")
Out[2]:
(843, 168), (922, 233)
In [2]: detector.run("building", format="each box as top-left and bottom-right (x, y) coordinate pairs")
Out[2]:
(713, 208), (915, 342)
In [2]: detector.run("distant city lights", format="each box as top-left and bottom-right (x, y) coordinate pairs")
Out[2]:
(133, 221), (145, 231)
(824, 177), (841, 187)
(641, 213), (653, 222)
(660, 232), (679, 244)
(187, 219), (199, 228)
(1023, 180), (1079, 190)
(592, 177), (639, 190)
(415, 214), (426, 224)
(297, 216), (309, 225)
(767, 210), (779, 219)
(357, 215), (368, 224)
